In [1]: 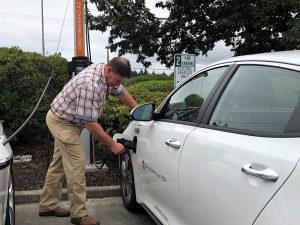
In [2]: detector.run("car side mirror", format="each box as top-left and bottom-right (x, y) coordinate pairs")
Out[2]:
(131, 103), (155, 121)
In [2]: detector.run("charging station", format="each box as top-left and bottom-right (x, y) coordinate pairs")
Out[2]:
(68, 0), (106, 172)
(67, 56), (91, 77)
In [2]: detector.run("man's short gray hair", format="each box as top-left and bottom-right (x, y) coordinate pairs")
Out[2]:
(107, 57), (131, 78)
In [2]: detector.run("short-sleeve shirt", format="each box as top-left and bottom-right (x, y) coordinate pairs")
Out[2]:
(51, 63), (124, 126)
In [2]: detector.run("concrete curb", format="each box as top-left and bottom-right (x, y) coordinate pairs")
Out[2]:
(15, 185), (121, 204)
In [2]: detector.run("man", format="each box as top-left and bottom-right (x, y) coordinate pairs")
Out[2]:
(39, 57), (138, 225)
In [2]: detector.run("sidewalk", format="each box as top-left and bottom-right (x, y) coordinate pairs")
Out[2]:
(16, 186), (156, 225)
(16, 197), (155, 225)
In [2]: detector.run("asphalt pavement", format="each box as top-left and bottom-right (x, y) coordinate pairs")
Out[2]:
(16, 196), (156, 225)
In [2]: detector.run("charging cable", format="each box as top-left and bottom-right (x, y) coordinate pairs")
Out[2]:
(91, 137), (136, 170)
(3, 77), (52, 146)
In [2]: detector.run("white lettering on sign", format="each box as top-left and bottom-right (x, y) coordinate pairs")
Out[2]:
(174, 54), (196, 87)
(182, 61), (194, 66)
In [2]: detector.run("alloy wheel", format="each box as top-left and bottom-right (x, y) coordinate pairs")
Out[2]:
(121, 154), (133, 203)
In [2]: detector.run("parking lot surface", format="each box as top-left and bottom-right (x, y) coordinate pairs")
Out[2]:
(16, 196), (156, 225)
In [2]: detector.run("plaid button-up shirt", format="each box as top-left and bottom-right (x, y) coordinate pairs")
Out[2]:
(51, 63), (124, 126)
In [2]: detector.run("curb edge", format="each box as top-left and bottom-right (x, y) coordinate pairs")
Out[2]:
(15, 185), (121, 204)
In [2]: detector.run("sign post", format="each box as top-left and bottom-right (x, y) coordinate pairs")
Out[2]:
(174, 54), (196, 87)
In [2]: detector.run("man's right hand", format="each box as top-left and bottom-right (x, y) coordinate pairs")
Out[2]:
(85, 121), (126, 154)
(111, 142), (125, 155)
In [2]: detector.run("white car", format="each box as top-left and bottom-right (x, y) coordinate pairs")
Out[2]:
(115, 50), (300, 225)
(0, 122), (15, 225)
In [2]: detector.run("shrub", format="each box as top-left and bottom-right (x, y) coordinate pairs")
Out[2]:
(124, 74), (172, 86)
(0, 47), (69, 146)
(100, 77), (174, 134)
(0, 47), (174, 146)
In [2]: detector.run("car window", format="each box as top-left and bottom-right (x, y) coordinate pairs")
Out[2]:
(210, 65), (300, 133)
(162, 67), (228, 123)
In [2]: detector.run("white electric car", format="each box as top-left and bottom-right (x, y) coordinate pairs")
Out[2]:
(115, 50), (300, 225)
(0, 122), (15, 225)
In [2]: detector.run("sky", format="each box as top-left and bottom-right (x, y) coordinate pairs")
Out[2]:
(0, 0), (233, 74)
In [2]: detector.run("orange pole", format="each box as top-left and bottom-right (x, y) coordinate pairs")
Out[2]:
(74, 0), (85, 56)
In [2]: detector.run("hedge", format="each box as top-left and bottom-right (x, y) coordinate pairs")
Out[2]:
(0, 47), (174, 147)
(100, 78), (174, 134)
(0, 47), (69, 146)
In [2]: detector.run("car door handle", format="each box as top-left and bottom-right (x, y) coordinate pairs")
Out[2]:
(165, 138), (181, 149)
(242, 163), (279, 182)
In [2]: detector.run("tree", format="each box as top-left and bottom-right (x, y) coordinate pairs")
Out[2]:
(131, 70), (138, 77)
(208, 0), (300, 55)
(89, 0), (160, 67)
(89, 0), (300, 67)
(138, 69), (144, 75)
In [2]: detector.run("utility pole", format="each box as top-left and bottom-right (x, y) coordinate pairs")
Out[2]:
(41, 0), (45, 56)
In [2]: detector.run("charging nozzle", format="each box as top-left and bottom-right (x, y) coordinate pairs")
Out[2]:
(117, 138), (137, 154)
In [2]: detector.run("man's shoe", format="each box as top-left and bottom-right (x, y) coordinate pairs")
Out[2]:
(39, 207), (70, 217)
(71, 215), (100, 225)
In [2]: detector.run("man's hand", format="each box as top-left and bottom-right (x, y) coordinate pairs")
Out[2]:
(111, 142), (125, 155)
(85, 121), (125, 154)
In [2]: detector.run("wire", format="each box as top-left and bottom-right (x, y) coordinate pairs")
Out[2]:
(91, 137), (114, 170)
(84, 0), (92, 62)
(3, 77), (52, 146)
(0, 11), (73, 26)
(56, 0), (70, 54)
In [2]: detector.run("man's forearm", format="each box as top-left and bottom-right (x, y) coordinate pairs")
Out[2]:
(118, 90), (138, 109)
(84, 121), (114, 148)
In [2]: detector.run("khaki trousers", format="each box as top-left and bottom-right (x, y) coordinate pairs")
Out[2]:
(39, 110), (87, 218)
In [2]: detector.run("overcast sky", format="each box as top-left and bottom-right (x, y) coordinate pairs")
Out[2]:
(0, 0), (233, 73)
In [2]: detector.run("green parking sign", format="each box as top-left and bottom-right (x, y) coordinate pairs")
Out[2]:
(175, 55), (181, 67)
(174, 54), (196, 87)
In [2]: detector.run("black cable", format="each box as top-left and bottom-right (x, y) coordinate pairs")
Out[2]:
(91, 138), (136, 170)
(91, 137), (110, 170)
(84, 0), (92, 62)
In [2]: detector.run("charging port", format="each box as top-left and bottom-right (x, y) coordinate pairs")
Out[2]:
(117, 137), (137, 154)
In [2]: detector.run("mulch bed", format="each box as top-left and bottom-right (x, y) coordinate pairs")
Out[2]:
(12, 144), (120, 191)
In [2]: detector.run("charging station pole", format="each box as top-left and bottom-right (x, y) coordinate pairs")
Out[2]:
(74, 0), (85, 58)
(73, 0), (91, 168)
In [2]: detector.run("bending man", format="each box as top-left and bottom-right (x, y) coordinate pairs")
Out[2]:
(39, 57), (138, 225)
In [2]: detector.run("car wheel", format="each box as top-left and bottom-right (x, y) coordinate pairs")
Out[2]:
(5, 169), (15, 225)
(120, 152), (141, 212)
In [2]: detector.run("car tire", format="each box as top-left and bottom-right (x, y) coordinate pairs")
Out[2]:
(5, 168), (15, 225)
(120, 151), (141, 212)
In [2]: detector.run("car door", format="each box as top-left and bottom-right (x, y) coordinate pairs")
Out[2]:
(133, 66), (230, 224)
(178, 62), (300, 225)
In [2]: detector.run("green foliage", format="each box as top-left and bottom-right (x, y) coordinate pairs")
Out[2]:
(100, 75), (174, 134)
(0, 47), (69, 146)
(89, 0), (160, 67)
(89, 0), (300, 67)
(210, 0), (300, 55)
(124, 74), (172, 86)
(184, 94), (204, 107)
(0, 47), (174, 146)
